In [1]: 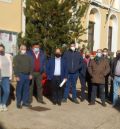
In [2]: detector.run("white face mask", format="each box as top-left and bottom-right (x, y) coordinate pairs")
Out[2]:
(33, 48), (39, 53)
(103, 52), (107, 56)
(71, 47), (75, 51)
(90, 56), (94, 60)
(21, 50), (26, 54)
(97, 53), (102, 57)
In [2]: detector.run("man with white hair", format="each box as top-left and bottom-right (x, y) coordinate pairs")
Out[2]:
(13, 44), (33, 109)
(88, 49), (110, 106)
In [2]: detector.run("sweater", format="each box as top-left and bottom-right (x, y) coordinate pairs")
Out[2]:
(27, 49), (46, 74)
(33, 52), (40, 72)
(0, 53), (13, 80)
(13, 54), (33, 76)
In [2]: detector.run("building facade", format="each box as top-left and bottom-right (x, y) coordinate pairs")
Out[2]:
(82, 0), (120, 54)
(0, 0), (25, 55)
(0, 0), (120, 54)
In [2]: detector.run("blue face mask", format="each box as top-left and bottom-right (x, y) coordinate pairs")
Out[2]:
(33, 48), (39, 53)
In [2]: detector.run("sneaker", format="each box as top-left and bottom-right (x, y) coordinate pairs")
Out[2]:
(17, 104), (22, 109)
(0, 105), (3, 112)
(62, 98), (67, 103)
(72, 99), (79, 104)
(102, 103), (107, 107)
(22, 103), (32, 108)
(2, 105), (8, 111)
(38, 100), (46, 104)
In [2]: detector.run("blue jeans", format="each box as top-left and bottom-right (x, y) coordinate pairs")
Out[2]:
(113, 76), (120, 106)
(0, 77), (10, 105)
(16, 73), (30, 105)
(63, 73), (78, 99)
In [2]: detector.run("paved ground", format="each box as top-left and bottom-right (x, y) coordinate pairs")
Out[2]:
(0, 81), (120, 129)
(0, 90), (120, 129)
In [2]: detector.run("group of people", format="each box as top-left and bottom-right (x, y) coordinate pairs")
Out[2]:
(0, 42), (120, 112)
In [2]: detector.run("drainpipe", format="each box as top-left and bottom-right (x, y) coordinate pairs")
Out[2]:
(21, 0), (26, 37)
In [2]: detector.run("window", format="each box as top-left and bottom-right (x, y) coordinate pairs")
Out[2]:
(0, 31), (17, 55)
(88, 21), (95, 52)
(108, 26), (112, 51)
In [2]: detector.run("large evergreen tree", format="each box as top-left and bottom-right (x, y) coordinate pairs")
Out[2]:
(21, 0), (88, 54)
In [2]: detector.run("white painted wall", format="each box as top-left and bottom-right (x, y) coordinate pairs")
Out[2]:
(113, 0), (120, 10)
(93, 9), (101, 50)
(111, 15), (118, 53)
(107, 14), (118, 54)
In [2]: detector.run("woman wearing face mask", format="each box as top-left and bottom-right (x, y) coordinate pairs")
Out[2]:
(46, 48), (68, 105)
(0, 44), (12, 112)
(13, 44), (33, 109)
(88, 49), (110, 107)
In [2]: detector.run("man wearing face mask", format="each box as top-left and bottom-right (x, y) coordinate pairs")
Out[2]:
(111, 50), (120, 106)
(27, 42), (46, 104)
(88, 49), (110, 106)
(103, 48), (111, 99)
(0, 44), (12, 112)
(46, 48), (68, 105)
(62, 43), (83, 104)
(13, 44), (33, 109)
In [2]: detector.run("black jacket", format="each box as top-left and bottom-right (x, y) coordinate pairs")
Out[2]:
(111, 57), (120, 77)
(63, 50), (83, 74)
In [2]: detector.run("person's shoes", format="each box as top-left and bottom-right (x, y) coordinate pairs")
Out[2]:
(62, 98), (67, 103)
(58, 101), (61, 106)
(81, 98), (85, 102)
(89, 102), (95, 105)
(17, 104), (22, 109)
(72, 99), (79, 104)
(22, 103), (32, 108)
(28, 99), (33, 104)
(38, 100), (46, 104)
(112, 104), (117, 107)
(102, 103), (107, 107)
(2, 105), (8, 111)
(0, 105), (3, 112)
(52, 100), (57, 105)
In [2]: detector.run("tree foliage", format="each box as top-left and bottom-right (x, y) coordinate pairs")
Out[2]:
(21, 0), (88, 53)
